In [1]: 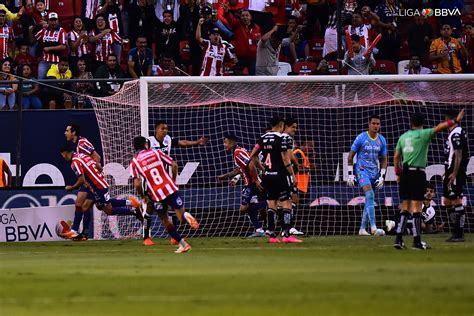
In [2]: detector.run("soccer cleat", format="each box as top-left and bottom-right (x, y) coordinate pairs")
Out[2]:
(129, 196), (141, 208)
(174, 244), (192, 254)
(265, 230), (274, 237)
(269, 237), (280, 243)
(62, 230), (79, 239)
(446, 235), (465, 242)
(370, 227), (378, 235)
(184, 212), (199, 229)
(282, 236), (303, 243)
(358, 229), (370, 236)
(412, 241), (430, 250)
(71, 233), (88, 241)
(247, 230), (266, 238)
(289, 227), (304, 235)
(170, 238), (179, 245)
(393, 240), (405, 250)
(143, 238), (155, 246)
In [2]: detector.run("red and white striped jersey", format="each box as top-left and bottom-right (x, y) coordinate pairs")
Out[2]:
(108, 13), (120, 34)
(35, 27), (67, 63)
(0, 25), (13, 60)
(200, 39), (234, 76)
(71, 153), (108, 190)
(84, 0), (101, 19)
(68, 30), (90, 57)
(130, 149), (178, 202)
(91, 30), (122, 62)
(233, 146), (254, 186)
(75, 136), (96, 156)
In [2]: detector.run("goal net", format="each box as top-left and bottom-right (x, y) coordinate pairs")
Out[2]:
(89, 75), (474, 239)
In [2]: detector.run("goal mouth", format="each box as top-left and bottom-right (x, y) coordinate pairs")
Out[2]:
(89, 75), (474, 239)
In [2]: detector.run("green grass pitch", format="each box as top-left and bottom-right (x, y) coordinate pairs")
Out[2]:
(1, 234), (473, 316)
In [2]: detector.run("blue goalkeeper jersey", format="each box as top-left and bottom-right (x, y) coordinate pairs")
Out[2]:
(351, 132), (387, 178)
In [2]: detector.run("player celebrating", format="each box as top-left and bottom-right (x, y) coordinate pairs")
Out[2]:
(130, 136), (198, 253)
(60, 143), (143, 241)
(218, 134), (266, 238)
(347, 115), (388, 236)
(249, 116), (302, 243)
(393, 109), (465, 250)
(443, 110), (469, 242)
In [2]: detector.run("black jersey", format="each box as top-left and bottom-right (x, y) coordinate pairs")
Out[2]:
(256, 132), (288, 174)
(444, 126), (469, 173)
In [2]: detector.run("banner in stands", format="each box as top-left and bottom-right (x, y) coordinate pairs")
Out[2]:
(0, 205), (75, 242)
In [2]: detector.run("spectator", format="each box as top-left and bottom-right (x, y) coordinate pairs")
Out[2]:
(305, 0), (329, 38)
(127, 35), (153, 78)
(440, 0), (463, 36)
(128, 0), (157, 49)
(196, 20), (237, 76)
(18, 0), (40, 56)
(404, 55), (432, 75)
(0, 60), (17, 110)
(155, 0), (180, 24)
(461, 22), (474, 73)
(82, 0), (101, 31)
(0, 2), (23, 23)
(247, 0), (273, 34)
(94, 54), (125, 96)
(408, 16), (434, 62)
(89, 14), (122, 70)
(0, 157), (12, 187)
(215, 0), (247, 28)
(222, 4), (261, 75)
(315, 59), (330, 75)
(289, 25), (310, 63)
(46, 57), (73, 109)
(155, 10), (181, 65)
(18, 64), (42, 110)
(34, 0), (48, 23)
(179, 0), (201, 75)
(97, 0), (124, 58)
(343, 34), (375, 75)
(154, 53), (181, 76)
(347, 11), (374, 49)
(72, 58), (94, 108)
(0, 9), (14, 60)
(430, 24), (467, 74)
(32, 12), (67, 79)
(256, 25), (284, 76)
(13, 43), (37, 76)
(375, 0), (401, 62)
(69, 17), (92, 75)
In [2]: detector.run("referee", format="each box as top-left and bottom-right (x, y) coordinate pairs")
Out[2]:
(393, 109), (465, 250)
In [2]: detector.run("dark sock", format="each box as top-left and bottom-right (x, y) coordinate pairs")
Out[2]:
(110, 198), (127, 207)
(72, 206), (83, 232)
(290, 202), (297, 227)
(165, 222), (182, 242)
(281, 208), (292, 237)
(143, 213), (152, 239)
(412, 213), (422, 244)
(267, 208), (276, 237)
(171, 213), (180, 229)
(82, 210), (91, 236)
(448, 206), (456, 235)
(110, 207), (133, 216)
(247, 204), (262, 229)
(276, 207), (283, 231)
(454, 205), (465, 237)
(396, 211), (409, 241)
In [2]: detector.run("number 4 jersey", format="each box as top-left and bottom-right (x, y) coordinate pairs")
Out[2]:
(255, 132), (288, 174)
(129, 149), (178, 202)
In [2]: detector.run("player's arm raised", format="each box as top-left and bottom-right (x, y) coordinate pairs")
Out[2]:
(432, 109), (465, 134)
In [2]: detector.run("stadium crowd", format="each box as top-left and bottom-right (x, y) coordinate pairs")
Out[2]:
(0, 0), (472, 109)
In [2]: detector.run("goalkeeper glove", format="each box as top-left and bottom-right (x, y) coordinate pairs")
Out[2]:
(347, 165), (356, 187)
(375, 168), (386, 189)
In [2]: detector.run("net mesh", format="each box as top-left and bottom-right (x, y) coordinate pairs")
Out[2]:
(89, 77), (474, 239)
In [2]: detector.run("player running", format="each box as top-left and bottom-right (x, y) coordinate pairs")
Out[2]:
(130, 136), (198, 252)
(218, 133), (266, 238)
(347, 115), (388, 236)
(60, 143), (143, 241)
(393, 109), (464, 250)
(249, 116), (302, 243)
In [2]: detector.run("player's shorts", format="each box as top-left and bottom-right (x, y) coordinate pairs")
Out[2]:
(356, 169), (377, 188)
(78, 185), (89, 193)
(262, 171), (292, 201)
(442, 170), (466, 200)
(87, 188), (111, 208)
(241, 183), (265, 205)
(399, 167), (426, 201)
(159, 191), (184, 211)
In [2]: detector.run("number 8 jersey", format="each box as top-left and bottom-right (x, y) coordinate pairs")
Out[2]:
(130, 149), (178, 202)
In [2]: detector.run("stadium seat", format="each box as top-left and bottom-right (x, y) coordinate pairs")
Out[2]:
(398, 60), (409, 74)
(292, 61), (317, 75)
(180, 41), (191, 64)
(277, 62), (292, 76)
(308, 38), (324, 61)
(327, 61), (339, 75)
(224, 63), (235, 76)
(373, 60), (397, 74)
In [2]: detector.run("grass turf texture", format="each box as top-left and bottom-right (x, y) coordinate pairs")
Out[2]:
(1, 234), (473, 316)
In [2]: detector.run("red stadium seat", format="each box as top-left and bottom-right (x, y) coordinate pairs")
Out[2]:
(292, 61), (317, 75)
(328, 61), (339, 75)
(374, 60), (397, 74)
(308, 38), (324, 60)
(224, 63), (235, 76)
(180, 40), (191, 64)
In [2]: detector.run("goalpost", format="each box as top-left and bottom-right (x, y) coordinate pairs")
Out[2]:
(90, 75), (474, 240)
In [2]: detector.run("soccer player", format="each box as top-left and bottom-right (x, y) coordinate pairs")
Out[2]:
(249, 116), (302, 243)
(280, 117), (304, 235)
(393, 109), (465, 250)
(130, 136), (198, 253)
(443, 110), (469, 242)
(347, 115), (388, 236)
(60, 143), (143, 241)
(217, 134), (266, 238)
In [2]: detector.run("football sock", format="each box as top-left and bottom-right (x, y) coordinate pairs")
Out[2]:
(82, 210), (91, 236)
(247, 204), (262, 229)
(143, 212), (152, 239)
(290, 202), (297, 227)
(365, 190), (376, 229)
(412, 212), (422, 244)
(396, 211), (409, 241)
(448, 206), (456, 235)
(110, 207), (133, 216)
(267, 208), (276, 237)
(170, 214), (180, 229)
(281, 208), (292, 237)
(360, 207), (368, 231)
(455, 205), (465, 237)
(72, 206), (83, 232)
(165, 222), (182, 243)
(110, 198), (127, 207)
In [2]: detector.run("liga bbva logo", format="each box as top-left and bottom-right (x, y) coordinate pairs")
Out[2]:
(400, 8), (461, 17)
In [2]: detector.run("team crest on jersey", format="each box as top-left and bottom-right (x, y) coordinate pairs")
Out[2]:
(176, 196), (183, 207)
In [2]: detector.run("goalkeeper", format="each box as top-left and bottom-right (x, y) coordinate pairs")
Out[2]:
(347, 115), (388, 236)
